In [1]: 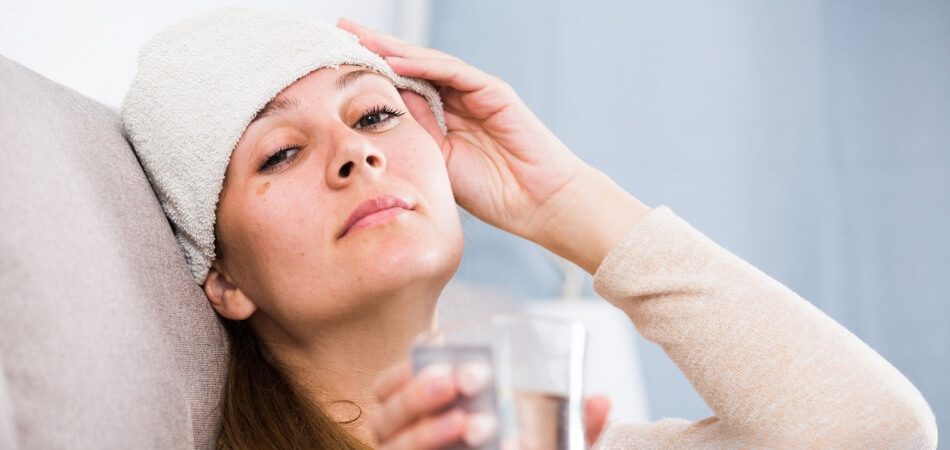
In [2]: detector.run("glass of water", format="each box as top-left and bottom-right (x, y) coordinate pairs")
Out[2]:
(412, 314), (587, 450)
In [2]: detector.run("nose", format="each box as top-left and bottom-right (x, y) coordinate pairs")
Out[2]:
(326, 131), (386, 189)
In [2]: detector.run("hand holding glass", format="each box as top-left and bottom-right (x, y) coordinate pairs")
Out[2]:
(412, 314), (587, 450)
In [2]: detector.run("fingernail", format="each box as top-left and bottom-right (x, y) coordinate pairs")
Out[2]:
(500, 438), (522, 450)
(456, 361), (492, 397)
(421, 364), (453, 398)
(428, 374), (454, 398)
(464, 412), (498, 447)
(439, 410), (464, 438)
(419, 363), (452, 378)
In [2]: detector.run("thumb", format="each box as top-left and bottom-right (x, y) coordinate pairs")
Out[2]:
(399, 89), (445, 146)
(584, 395), (611, 447)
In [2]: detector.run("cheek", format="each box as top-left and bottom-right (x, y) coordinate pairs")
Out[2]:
(220, 181), (337, 294)
(393, 135), (462, 251)
(249, 183), (334, 260)
(389, 134), (451, 193)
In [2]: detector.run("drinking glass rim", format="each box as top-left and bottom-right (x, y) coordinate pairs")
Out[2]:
(414, 312), (584, 346)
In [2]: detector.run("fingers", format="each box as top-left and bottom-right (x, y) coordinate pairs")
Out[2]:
(379, 362), (495, 450)
(384, 55), (497, 94)
(338, 17), (455, 62)
(399, 90), (445, 142)
(338, 18), (497, 94)
(374, 364), (459, 443)
(373, 359), (412, 402)
(337, 17), (409, 45)
(584, 395), (612, 446)
(379, 409), (467, 450)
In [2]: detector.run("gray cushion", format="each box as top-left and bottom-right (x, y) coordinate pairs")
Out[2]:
(0, 356), (15, 449)
(0, 55), (227, 449)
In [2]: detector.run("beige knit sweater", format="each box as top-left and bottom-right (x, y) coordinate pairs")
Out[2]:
(590, 207), (937, 449)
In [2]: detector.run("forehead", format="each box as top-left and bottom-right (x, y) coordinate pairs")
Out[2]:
(282, 65), (395, 100)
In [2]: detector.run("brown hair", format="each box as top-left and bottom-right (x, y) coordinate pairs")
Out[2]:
(216, 318), (373, 450)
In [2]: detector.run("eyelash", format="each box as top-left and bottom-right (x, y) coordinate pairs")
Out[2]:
(258, 144), (299, 172)
(354, 104), (406, 130)
(257, 104), (406, 173)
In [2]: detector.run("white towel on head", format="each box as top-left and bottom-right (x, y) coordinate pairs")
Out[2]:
(121, 7), (446, 284)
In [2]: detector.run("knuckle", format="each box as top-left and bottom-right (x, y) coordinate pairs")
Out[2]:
(396, 389), (420, 416)
(409, 418), (447, 450)
(388, 428), (426, 450)
(446, 71), (461, 85)
(494, 76), (514, 93)
(408, 428), (432, 449)
(372, 377), (391, 400)
(373, 409), (396, 441)
(375, 363), (408, 399)
(377, 392), (414, 438)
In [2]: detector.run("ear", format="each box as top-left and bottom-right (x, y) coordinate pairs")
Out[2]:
(204, 261), (258, 320)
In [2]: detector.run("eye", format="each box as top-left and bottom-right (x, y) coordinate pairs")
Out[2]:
(259, 146), (300, 172)
(354, 105), (405, 130)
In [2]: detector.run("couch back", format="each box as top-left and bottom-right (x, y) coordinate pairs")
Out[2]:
(0, 55), (227, 449)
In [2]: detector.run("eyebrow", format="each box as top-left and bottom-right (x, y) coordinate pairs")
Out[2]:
(335, 68), (392, 90)
(251, 69), (391, 123)
(253, 96), (301, 121)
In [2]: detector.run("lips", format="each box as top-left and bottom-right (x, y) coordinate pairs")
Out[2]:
(339, 195), (412, 238)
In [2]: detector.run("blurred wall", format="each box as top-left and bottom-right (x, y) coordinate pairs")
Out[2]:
(433, 0), (950, 433)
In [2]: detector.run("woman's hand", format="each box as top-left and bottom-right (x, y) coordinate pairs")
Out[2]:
(338, 19), (584, 237)
(370, 361), (466, 450)
(338, 19), (650, 273)
(371, 360), (611, 450)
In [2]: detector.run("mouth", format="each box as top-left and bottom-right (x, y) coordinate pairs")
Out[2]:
(339, 195), (413, 238)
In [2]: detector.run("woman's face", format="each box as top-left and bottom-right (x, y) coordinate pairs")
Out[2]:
(211, 65), (463, 331)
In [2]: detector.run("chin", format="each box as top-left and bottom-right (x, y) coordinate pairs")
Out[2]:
(384, 235), (460, 287)
(349, 225), (462, 299)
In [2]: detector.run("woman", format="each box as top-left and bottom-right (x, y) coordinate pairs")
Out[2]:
(122, 7), (937, 449)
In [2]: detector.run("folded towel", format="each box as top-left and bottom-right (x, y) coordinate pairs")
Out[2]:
(122, 7), (446, 284)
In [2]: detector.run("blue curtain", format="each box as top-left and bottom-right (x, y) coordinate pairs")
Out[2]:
(432, 0), (950, 432)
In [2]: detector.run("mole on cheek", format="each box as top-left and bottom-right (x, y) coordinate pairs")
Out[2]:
(257, 181), (271, 196)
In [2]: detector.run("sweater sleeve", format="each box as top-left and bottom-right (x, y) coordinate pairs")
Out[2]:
(591, 206), (937, 449)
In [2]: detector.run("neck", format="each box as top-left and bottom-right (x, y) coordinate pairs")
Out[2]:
(252, 281), (444, 446)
